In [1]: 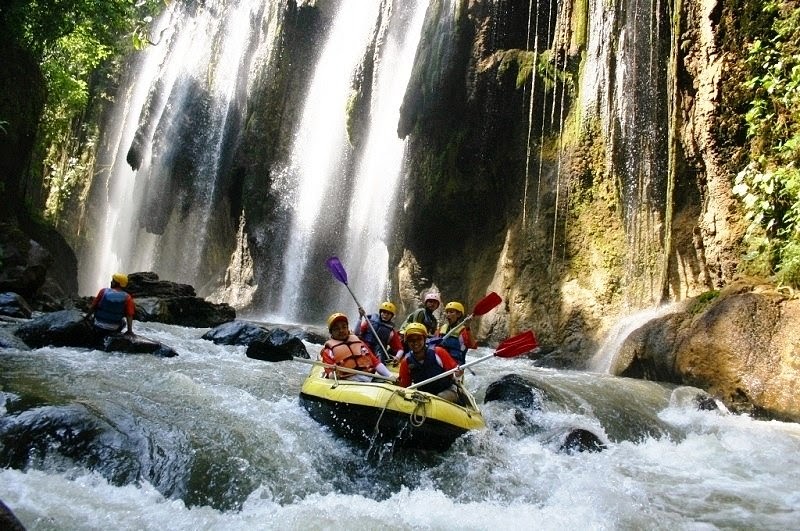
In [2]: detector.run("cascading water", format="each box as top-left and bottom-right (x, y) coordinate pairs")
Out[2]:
(82, 0), (283, 295)
(272, 0), (429, 323)
(337, 0), (430, 313)
(579, 0), (670, 301)
(84, 0), (428, 325)
(271, 1), (382, 322)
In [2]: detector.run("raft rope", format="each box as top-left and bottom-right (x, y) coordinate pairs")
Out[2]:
(372, 388), (432, 438)
(408, 391), (431, 427)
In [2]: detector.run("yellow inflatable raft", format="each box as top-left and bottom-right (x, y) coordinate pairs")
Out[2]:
(299, 365), (485, 451)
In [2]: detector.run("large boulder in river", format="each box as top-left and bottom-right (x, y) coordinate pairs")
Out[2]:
(246, 328), (310, 361)
(612, 278), (800, 422)
(13, 309), (177, 356)
(14, 309), (94, 348)
(202, 320), (271, 345)
(122, 272), (235, 328)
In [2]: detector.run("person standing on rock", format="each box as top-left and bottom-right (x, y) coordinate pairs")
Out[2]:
(85, 273), (135, 337)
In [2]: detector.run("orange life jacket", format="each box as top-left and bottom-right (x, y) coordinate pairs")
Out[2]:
(324, 334), (375, 377)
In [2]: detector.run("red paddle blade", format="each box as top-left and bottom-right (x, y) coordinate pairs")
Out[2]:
(472, 291), (502, 316)
(325, 256), (348, 284)
(494, 330), (538, 358)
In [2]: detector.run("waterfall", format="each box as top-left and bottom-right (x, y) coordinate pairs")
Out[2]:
(84, 0), (428, 323)
(579, 0), (670, 303)
(271, 1), (382, 321)
(338, 1), (430, 313)
(272, 0), (429, 323)
(82, 0), (282, 295)
(587, 303), (679, 373)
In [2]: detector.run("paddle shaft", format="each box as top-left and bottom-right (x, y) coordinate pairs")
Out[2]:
(292, 357), (396, 381)
(341, 283), (391, 361)
(407, 352), (496, 390)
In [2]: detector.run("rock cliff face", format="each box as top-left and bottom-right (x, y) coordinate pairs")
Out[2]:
(390, 0), (750, 363)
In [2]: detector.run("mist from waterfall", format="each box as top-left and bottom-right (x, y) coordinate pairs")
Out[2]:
(81, 0), (282, 295)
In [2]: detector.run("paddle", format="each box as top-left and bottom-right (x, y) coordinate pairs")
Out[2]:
(251, 349), (397, 382)
(438, 291), (502, 342)
(326, 256), (391, 361)
(408, 330), (538, 390)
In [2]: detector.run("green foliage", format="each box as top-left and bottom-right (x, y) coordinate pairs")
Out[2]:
(735, 0), (800, 288)
(1, 0), (166, 220)
(688, 290), (720, 316)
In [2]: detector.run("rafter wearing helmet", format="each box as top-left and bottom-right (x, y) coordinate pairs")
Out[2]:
(320, 312), (395, 382)
(400, 291), (441, 337)
(355, 301), (404, 364)
(436, 301), (478, 365)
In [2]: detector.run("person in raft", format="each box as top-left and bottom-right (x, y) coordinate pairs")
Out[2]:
(399, 291), (440, 337)
(435, 301), (478, 365)
(85, 273), (135, 337)
(396, 322), (462, 403)
(355, 301), (404, 364)
(321, 312), (395, 382)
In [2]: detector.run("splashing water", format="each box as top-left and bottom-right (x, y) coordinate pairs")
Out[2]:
(1, 321), (799, 529)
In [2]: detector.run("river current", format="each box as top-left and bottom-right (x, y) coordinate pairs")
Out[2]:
(1, 320), (799, 530)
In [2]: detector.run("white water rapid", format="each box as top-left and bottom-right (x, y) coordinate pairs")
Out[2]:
(2, 321), (799, 529)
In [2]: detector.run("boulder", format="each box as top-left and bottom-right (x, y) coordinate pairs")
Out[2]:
(246, 328), (310, 362)
(0, 292), (32, 318)
(134, 296), (235, 328)
(13, 309), (178, 356)
(14, 309), (94, 348)
(202, 320), (271, 345)
(125, 272), (196, 298)
(96, 272), (237, 328)
(613, 279), (800, 422)
(0, 499), (25, 531)
(559, 429), (607, 454)
(103, 334), (178, 358)
(485, 374), (545, 410)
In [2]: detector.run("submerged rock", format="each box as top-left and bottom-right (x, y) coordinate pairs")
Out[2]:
(202, 320), (271, 345)
(485, 374), (545, 410)
(0, 499), (25, 531)
(103, 334), (178, 358)
(559, 429), (607, 454)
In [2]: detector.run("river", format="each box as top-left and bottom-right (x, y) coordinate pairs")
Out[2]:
(1, 320), (799, 530)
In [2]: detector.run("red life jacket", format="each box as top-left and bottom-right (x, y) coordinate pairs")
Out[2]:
(324, 334), (374, 377)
